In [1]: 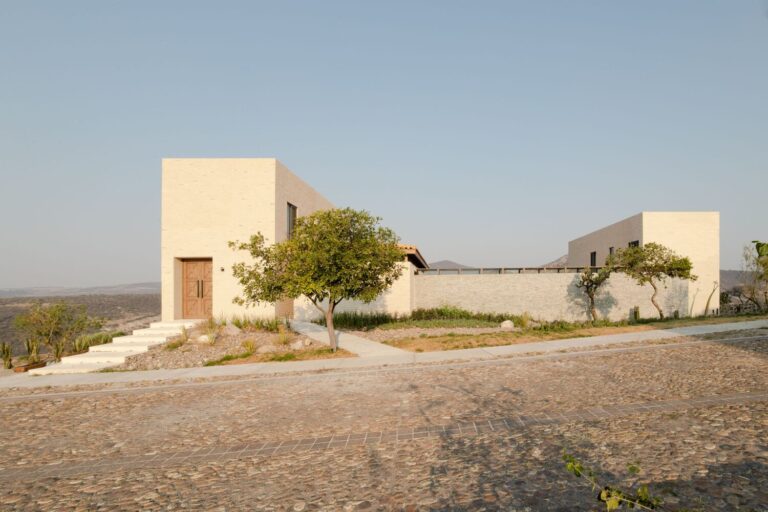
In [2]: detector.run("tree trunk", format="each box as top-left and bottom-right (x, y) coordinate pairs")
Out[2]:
(649, 280), (664, 319)
(325, 306), (337, 352)
(588, 292), (598, 322)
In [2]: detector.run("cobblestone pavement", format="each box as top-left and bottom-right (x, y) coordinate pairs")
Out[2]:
(2, 333), (768, 510)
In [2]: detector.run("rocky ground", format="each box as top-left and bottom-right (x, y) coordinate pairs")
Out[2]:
(112, 324), (326, 371)
(1, 329), (767, 510)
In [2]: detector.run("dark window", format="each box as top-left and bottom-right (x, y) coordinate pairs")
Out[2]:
(590, 251), (597, 267)
(287, 203), (297, 238)
(628, 240), (640, 248)
(609, 247), (615, 256)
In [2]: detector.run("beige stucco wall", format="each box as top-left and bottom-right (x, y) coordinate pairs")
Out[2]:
(642, 212), (720, 316)
(413, 272), (689, 322)
(161, 158), (332, 321)
(568, 212), (720, 317)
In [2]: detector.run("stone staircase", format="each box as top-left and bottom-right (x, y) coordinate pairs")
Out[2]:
(29, 320), (202, 375)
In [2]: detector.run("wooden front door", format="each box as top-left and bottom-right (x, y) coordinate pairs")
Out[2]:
(182, 259), (213, 319)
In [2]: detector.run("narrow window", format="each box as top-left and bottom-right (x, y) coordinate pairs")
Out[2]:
(590, 251), (597, 267)
(609, 247), (614, 256)
(628, 240), (640, 248)
(287, 203), (297, 239)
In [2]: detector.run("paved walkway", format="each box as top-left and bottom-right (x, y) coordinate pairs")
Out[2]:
(1, 319), (766, 390)
(2, 327), (767, 510)
(291, 320), (408, 357)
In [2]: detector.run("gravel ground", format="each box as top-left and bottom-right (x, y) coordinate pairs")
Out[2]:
(1, 331), (767, 509)
(112, 326), (319, 371)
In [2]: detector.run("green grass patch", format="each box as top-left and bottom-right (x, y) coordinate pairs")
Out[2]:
(204, 351), (253, 366)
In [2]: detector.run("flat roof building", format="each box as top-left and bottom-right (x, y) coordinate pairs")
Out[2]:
(568, 212), (720, 316)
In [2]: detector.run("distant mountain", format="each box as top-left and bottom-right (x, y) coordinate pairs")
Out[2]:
(542, 255), (568, 268)
(720, 270), (757, 292)
(0, 282), (161, 298)
(428, 260), (471, 270)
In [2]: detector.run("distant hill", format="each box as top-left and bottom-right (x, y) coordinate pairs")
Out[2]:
(542, 255), (569, 268)
(0, 282), (161, 298)
(428, 260), (471, 270)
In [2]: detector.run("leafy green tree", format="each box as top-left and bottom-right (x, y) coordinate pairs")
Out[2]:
(230, 208), (404, 351)
(608, 242), (696, 319)
(14, 302), (103, 362)
(576, 266), (612, 321)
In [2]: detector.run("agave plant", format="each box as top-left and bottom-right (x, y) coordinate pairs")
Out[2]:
(1, 342), (12, 369)
(25, 338), (40, 363)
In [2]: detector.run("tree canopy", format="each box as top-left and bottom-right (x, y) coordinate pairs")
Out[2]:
(230, 208), (404, 350)
(608, 242), (696, 319)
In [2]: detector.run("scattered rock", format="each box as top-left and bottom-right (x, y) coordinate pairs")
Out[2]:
(500, 320), (515, 330)
(197, 335), (210, 343)
(222, 325), (241, 336)
(290, 340), (305, 350)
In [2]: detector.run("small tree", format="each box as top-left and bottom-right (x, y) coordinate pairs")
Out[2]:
(740, 240), (768, 311)
(14, 302), (103, 362)
(576, 266), (612, 322)
(230, 208), (404, 351)
(608, 242), (696, 319)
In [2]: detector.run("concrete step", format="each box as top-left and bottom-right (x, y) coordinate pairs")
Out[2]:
(29, 362), (116, 375)
(88, 342), (153, 353)
(58, 351), (134, 365)
(111, 335), (169, 344)
(150, 320), (202, 329)
(132, 328), (185, 337)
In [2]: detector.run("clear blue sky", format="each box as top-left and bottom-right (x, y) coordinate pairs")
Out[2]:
(1, 1), (766, 288)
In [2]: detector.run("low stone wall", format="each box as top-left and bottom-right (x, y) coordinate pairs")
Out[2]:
(413, 273), (689, 322)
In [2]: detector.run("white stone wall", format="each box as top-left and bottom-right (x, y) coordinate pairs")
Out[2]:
(293, 261), (415, 321)
(413, 272), (689, 322)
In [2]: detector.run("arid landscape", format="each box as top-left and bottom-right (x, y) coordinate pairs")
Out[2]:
(0, 294), (160, 355)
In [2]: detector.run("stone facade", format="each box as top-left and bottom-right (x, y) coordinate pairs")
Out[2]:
(413, 272), (689, 322)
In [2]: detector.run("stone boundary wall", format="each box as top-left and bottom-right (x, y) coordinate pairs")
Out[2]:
(413, 273), (690, 322)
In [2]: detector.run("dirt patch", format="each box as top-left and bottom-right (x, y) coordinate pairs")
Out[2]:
(111, 324), (352, 371)
(379, 324), (660, 352)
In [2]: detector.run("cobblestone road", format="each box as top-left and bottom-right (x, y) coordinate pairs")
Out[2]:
(2, 331), (768, 510)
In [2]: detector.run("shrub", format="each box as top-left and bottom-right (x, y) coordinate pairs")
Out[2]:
(14, 302), (103, 362)
(1, 343), (12, 369)
(204, 318), (220, 345)
(277, 323), (291, 345)
(242, 339), (256, 354)
(231, 315), (281, 332)
(72, 331), (125, 354)
(24, 338), (40, 363)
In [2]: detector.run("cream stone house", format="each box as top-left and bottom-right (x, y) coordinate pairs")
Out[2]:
(568, 212), (720, 317)
(161, 158), (334, 321)
(162, 158), (720, 322)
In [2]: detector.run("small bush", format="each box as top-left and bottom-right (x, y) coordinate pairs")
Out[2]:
(230, 315), (281, 332)
(204, 318), (220, 345)
(277, 323), (291, 345)
(242, 339), (256, 354)
(24, 338), (40, 363)
(72, 331), (125, 354)
(1, 342), (12, 369)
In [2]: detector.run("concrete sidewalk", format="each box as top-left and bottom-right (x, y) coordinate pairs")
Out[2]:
(291, 320), (408, 357)
(2, 319), (766, 390)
